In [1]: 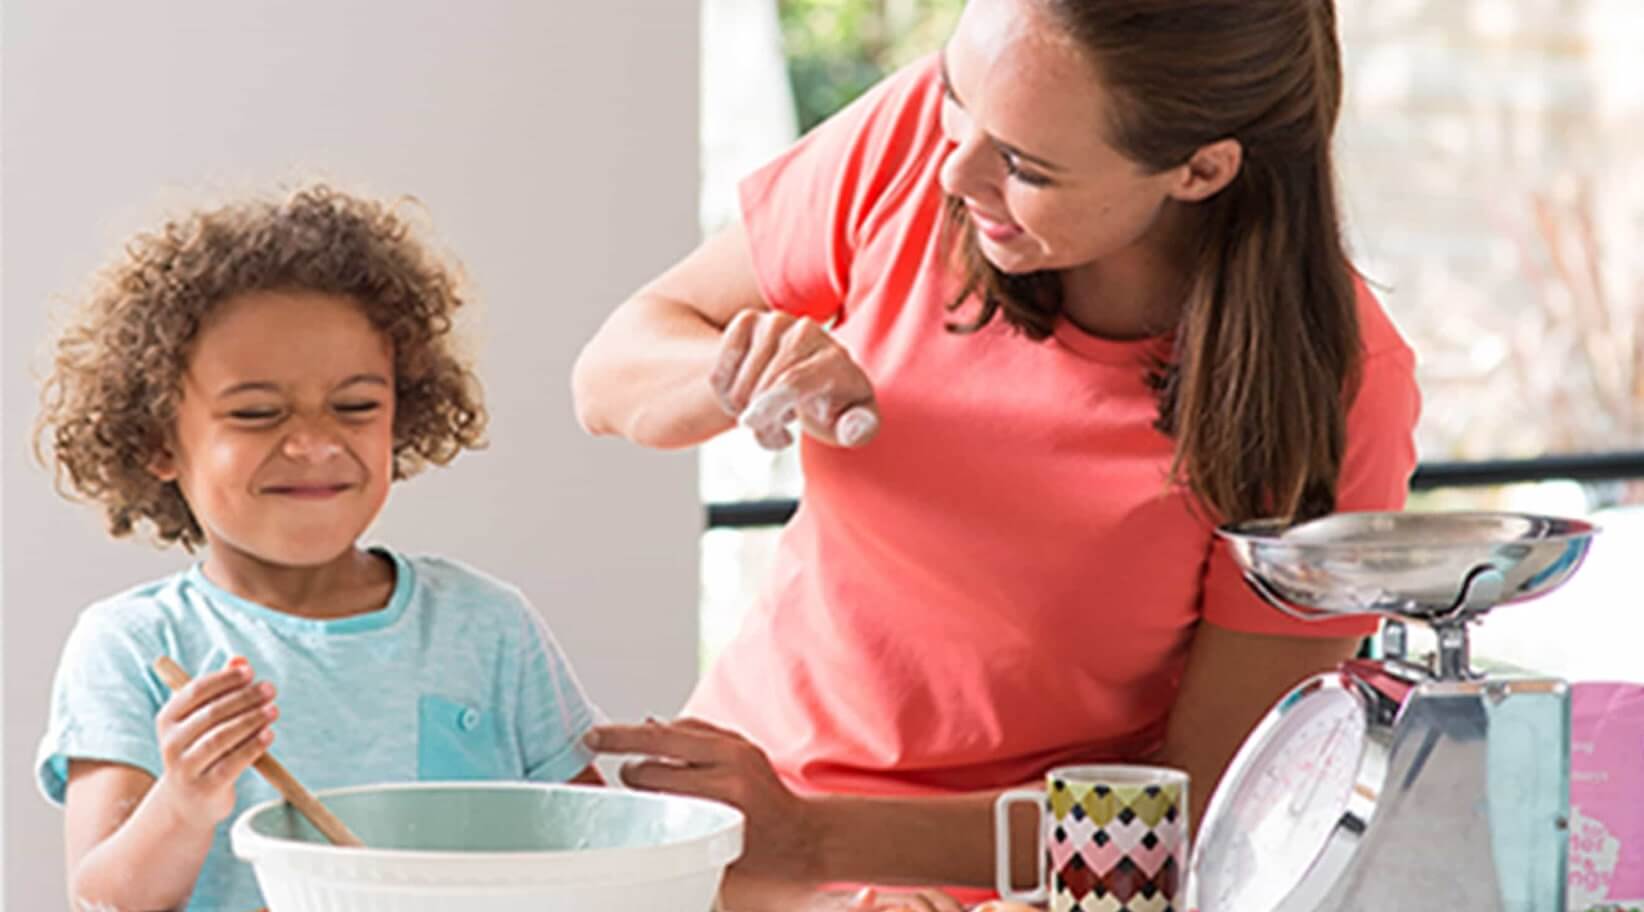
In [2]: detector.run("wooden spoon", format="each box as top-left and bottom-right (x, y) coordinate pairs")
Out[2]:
(152, 655), (365, 847)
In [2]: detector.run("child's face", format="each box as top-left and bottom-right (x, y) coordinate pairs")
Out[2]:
(152, 291), (396, 567)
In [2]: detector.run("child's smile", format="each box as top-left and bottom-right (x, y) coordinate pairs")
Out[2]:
(150, 290), (396, 570)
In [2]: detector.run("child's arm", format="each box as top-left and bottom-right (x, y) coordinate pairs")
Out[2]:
(63, 663), (276, 911)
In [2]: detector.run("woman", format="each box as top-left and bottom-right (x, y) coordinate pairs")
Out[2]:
(574, 0), (1418, 907)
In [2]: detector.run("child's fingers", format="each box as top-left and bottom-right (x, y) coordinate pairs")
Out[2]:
(156, 664), (255, 726)
(178, 702), (277, 778)
(163, 681), (274, 756)
(201, 724), (275, 786)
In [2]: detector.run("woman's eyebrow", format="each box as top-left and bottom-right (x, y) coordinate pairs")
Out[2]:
(938, 47), (1068, 174)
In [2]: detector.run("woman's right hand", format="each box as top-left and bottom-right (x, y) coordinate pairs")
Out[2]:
(712, 310), (880, 450)
(152, 658), (277, 829)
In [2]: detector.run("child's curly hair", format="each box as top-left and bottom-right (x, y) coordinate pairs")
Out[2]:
(36, 184), (488, 549)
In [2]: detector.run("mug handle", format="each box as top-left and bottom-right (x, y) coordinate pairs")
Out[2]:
(993, 788), (1048, 904)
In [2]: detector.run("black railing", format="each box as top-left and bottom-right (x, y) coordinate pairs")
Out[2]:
(704, 450), (1644, 530)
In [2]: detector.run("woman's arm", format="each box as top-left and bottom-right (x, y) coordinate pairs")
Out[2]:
(1150, 622), (1362, 821)
(571, 220), (764, 449)
(572, 219), (880, 451)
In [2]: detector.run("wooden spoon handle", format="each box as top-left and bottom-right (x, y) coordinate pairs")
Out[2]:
(152, 655), (365, 848)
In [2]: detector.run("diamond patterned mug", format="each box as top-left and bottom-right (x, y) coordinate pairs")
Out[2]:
(995, 764), (1190, 912)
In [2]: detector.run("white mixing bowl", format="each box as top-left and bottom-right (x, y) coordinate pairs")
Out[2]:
(231, 782), (744, 911)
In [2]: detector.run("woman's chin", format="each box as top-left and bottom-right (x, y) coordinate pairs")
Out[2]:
(976, 236), (1045, 275)
(980, 250), (1041, 276)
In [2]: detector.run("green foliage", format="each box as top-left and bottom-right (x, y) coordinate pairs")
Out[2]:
(778, 0), (963, 132)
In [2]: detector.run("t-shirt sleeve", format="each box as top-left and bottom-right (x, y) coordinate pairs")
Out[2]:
(1201, 311), (1423, 637)
(36, 607), (170, 805)
(738, 56), (941, 324)
(514, 604), (603, 783)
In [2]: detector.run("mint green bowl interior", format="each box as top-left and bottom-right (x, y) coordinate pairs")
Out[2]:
(245, 783), (735, 853)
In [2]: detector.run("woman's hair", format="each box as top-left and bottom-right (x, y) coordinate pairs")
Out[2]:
(944, 0), (1360, 524)
(36, 184), (488, 549)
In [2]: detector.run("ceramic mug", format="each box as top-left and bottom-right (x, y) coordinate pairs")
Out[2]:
(995, 764), (1189, 912)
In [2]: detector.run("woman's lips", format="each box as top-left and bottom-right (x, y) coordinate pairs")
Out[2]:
(968, 206), (1023, 243)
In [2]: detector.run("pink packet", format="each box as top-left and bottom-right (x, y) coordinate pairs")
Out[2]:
(1569, 682), (1644, 910)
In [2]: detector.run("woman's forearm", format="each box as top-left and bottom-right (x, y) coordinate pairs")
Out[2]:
(70, 781), (216, 912)
(571, 293), (736, 449)
(806, 789), (1041, 891)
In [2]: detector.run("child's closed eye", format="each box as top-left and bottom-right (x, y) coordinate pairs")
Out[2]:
(227, 407), (282, 422)
(333, 401), (383, 418)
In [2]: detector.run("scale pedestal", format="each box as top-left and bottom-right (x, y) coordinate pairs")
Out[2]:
(1192, 512), (1597, 912)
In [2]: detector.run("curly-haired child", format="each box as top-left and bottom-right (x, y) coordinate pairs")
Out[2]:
(33, 185), (604, 912)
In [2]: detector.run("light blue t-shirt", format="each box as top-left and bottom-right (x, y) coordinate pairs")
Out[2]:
(37, 547), (602, 911)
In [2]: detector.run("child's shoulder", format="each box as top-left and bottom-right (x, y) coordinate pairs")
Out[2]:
(66, 569), (196, 653)
(396, 551), (538, 626)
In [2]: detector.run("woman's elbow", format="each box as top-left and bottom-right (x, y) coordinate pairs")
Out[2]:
(570, 340), (622, 438)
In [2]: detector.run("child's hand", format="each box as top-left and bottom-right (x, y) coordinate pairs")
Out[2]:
(152, 658), (277, 829)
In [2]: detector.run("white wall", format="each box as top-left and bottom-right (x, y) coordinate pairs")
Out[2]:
(1, 3), (702, 909)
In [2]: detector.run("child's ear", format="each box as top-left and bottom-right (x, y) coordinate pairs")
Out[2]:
(146, 448), (179, 482)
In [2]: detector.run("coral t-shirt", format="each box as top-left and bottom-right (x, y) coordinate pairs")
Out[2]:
(687, 55), (1420, 800)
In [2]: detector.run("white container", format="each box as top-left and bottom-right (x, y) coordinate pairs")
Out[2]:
(231, 781), (744, 911)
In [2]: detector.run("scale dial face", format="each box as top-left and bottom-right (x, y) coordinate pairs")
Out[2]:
(1193, 676), (1372, 911)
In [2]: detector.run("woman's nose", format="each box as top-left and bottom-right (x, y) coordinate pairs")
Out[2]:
(938, 133), (997, 205)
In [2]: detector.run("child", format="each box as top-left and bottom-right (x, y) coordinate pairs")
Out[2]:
(33, 185), (604, 912)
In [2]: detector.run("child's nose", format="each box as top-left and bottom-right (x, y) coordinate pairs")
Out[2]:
(281, 426), (344, 462)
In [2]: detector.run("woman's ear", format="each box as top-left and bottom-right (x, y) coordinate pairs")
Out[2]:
(1169, 138), (1243, 203)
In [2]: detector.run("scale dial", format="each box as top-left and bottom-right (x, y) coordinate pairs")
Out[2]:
(1192, 673), (1375, 911)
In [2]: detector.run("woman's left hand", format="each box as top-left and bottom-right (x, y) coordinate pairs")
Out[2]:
(586, 717), (823, 880)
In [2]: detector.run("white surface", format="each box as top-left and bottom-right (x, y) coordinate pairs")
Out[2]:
(1, 3), (702, 909)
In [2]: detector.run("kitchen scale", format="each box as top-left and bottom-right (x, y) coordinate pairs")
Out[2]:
(1190, 510), (1598, 911)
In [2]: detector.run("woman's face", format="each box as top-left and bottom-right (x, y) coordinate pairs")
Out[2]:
(937, 0), (1184, 276)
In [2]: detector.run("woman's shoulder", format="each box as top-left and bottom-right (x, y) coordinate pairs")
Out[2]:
(1351, 273), (1416, 364)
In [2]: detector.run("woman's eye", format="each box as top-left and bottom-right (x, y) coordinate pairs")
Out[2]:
(1002, 153), (1051, 187)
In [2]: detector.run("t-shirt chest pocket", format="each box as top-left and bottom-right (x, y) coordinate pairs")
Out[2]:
(417, 694), (516, 781)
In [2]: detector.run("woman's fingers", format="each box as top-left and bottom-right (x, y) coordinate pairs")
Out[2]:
(723, 313), (792, 415)
(618, 756), (710, 793)
(714, 312), (878, 450)
(832, 404), (881, 447)
(711, 310), (760, 413)
(585, 721), (737, 766)
(743, 358), (878, 450)
(669, 716), (743, 738)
